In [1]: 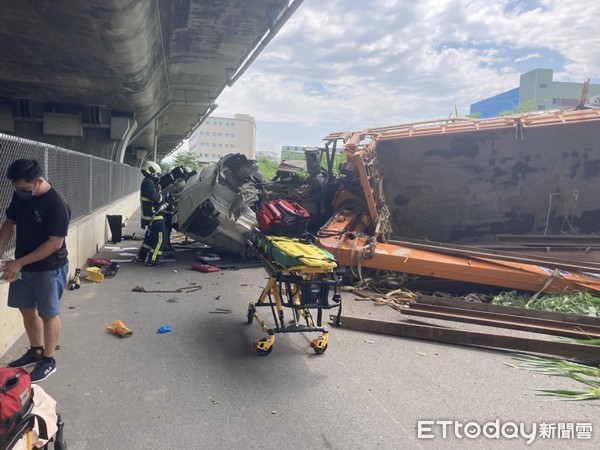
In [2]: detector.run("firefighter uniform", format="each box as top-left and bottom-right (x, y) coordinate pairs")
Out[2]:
(138, 162), (167, 266)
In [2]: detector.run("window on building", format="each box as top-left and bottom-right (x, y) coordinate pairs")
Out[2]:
(538, 105), (546, 110)
(212, 120), (217, 125)
(212, 143), (217, 147)
(218, 144), (222, 147)
(231, 122), (236, 126)
(218, 121), (222, 126)
(539, 83), (547, 88)
(559, 98), (578, 107)
(225, 144), (229, 148)
(225, 133), (229, 137)
(230, 144), (235, 148)
(212, 132), (217, 136)
(552, 98), (560, 105)
(218, 132), (222, 137)
(230, 133), (235, 137)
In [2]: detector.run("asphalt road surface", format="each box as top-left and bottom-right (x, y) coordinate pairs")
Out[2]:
(2, 220), (599, 449)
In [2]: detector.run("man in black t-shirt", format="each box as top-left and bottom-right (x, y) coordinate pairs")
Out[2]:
(0, 159), (71, 383)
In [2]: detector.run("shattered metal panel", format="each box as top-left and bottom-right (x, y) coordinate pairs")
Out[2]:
(376, 120), (600, 242)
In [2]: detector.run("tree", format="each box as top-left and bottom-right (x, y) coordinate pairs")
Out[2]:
(172, 150), (201, 171)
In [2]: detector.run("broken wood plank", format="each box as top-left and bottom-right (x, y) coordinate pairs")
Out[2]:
(330, 314), (600, 363)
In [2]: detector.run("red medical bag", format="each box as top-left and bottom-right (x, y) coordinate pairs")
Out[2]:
(256, 199), (310, 237)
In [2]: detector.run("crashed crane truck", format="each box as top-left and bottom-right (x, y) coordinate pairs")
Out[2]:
(171, 108), (600, 295)
(316, 108), (600, 295)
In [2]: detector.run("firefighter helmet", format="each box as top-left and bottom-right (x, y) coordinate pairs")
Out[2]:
(141, 161), (162, 178)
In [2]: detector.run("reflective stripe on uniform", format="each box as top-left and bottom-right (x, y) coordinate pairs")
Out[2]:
(149, 233), (163, 262)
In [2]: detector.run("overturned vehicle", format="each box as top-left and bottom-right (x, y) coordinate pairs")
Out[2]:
(166, 154), (263, 256)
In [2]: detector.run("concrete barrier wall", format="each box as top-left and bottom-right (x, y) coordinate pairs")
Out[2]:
(0, 193), (140, 357)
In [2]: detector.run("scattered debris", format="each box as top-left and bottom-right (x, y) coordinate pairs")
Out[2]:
(157, 325), (172, 333)
(69, 268), (81, 290)
(107, 319), (133, 338)
(131, 284), (202, 294)
(209, 308), (231, 314)
(190, 263), (220, 273)
(85, 267), (104, 283)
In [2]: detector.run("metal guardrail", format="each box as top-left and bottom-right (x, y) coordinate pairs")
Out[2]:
(0, 133), (141, 256)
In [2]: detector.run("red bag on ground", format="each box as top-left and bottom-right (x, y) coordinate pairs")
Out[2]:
(256, 199), (310, 236)
(0, 368), (33, 442)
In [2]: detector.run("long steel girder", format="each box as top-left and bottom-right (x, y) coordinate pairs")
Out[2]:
(317, 208), (600, 294)
(0, 0), (300, 160)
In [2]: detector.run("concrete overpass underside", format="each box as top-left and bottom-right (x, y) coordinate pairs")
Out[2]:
(0, 0), (301, 165)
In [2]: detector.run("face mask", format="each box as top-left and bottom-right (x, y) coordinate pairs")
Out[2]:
(14, 180), (39, 200)
(15, 190), (35, 200)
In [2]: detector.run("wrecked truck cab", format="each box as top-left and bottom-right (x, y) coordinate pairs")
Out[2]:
(176, 153), (262, 256)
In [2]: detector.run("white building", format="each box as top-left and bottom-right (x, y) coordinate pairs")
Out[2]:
(188, 113), (256, 163)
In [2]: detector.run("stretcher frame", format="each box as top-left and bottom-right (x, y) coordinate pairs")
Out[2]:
(246, 237), (342, 356)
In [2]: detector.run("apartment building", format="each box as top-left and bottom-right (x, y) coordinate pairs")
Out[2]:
(188, 113), (256, 163)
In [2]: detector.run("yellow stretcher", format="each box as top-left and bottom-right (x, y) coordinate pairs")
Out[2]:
(247, 232), (342, 356)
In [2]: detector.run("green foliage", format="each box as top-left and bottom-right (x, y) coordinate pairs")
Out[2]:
(258, 150), (346, 182)
(517, 99), (535, 113)
(466, 112), (481, 119)
(257, 157), (280, 181)
(512, 355), (600, 401)
(448, 104), (462, 118)
(498, 109), (516, 116)
(172, 151), (201, 171)
(492, 290), (600, 317)
(497, 100), (537, 117)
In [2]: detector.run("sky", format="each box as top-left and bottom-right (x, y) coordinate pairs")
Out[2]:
(211, 0), (600, 156)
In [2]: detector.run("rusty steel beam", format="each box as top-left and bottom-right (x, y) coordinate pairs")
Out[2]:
(331, 315), (600, 363)
(389, 237), (600, 273)
(497, 234), (600, 247)
(401, 304), (600, 340)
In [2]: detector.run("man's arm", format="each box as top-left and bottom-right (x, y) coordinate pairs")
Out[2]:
(0, 218), (16, 259)
(0, 235), (64, 281)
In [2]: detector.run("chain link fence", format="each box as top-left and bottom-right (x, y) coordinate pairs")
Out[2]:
(0, 133), (141, 256)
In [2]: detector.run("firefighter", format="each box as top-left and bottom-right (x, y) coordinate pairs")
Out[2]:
(137, 161), (167, 266)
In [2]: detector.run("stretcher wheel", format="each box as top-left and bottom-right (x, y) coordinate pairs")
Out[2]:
(247, 307), (254, 324)
(311, 335), (328, 354)
(255, 338), (273, 356)
(312, 343), (328, 355)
